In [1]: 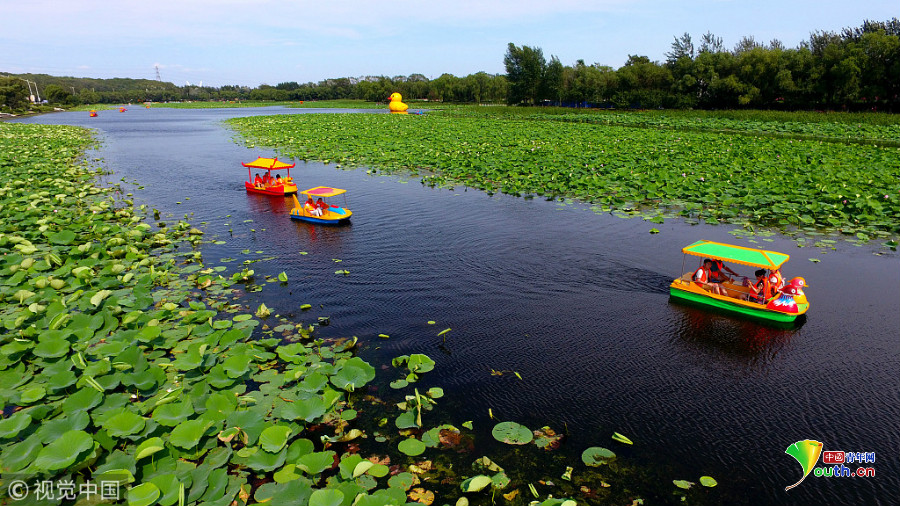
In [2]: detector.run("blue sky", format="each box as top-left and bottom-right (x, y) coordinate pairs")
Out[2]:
(1, 0), (896, 87)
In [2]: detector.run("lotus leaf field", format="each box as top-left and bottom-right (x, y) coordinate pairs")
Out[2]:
(228, 110), (900, 242)
(1, 123), (704, 505)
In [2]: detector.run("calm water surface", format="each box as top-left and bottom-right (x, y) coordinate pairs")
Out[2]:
(18, 108), (899, 506)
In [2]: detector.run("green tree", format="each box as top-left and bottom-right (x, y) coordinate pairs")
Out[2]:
(504, 43), (547, 105)
(0, 77), (29, 112)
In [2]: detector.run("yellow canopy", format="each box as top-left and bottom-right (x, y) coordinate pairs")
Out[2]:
(242, 157), (295, 170)
(301, 186), (346, 198)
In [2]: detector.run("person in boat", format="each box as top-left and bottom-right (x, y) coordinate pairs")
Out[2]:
(693, 259), (727, 296)
(316, 198), (328, 213)
(275, 174), (283, 186)
(710, 259), (739, 283)
(305, 197), (322, 216)
(254, 173), (264, 187)
(744, 269), (769, 304)
(767, 268), (784, 298)
(262, 172), (273, 186)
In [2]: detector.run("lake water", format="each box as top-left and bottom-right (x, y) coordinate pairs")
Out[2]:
(16, 107), (898, 505)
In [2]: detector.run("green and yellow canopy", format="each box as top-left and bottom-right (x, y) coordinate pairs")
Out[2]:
(682, 240), (789, 270)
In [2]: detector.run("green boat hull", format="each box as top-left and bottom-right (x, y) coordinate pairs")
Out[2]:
(669, 287), (808, 324)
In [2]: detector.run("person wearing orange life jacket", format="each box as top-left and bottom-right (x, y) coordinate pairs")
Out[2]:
(745, 269), (770, 304)
(767, 268), (784, 298)
(254, 173), (264, 187)
(305, 197), (322, 216)
(710, 259), (739, 284)
(693, 258), (726, 296)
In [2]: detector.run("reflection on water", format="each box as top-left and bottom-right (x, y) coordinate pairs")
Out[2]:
(15, 108), (898, 506)
(668, 302), (798, 367)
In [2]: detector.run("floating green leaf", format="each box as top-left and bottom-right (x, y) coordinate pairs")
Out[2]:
(581, 447), (616, 466)
(309, 489), (344, 506)
(34, 430), (94, 471)
(491, 422), (533, 445)
(460, 475), (492, 493)
(612, 432), (633, 445)
(398, 438), (427, 456)
(700, 476), (718, 487)
(259, 425), (293, 453)
(128, 482), (161, 506)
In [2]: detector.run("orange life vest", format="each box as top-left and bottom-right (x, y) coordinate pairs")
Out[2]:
(768, 270), (783, 298)
(693, 267), (708, 284)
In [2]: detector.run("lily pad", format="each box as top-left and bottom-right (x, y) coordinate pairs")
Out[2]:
(581, 447), (616, 466)
(700, 476), (718, 487)
(128, 482), (160, 506)
(259, 425), (293, 453)
(460, 475), (492, 493)
(491, 421), (533, 445)
(309, 489), (344, 506)
(398, 438), (427, 456)
(33, 430), (94, 471)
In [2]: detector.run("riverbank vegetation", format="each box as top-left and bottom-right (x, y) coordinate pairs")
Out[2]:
(3, 123), (698, 505)
(228, 108), (900, 243)
(5, 18), (897, 113)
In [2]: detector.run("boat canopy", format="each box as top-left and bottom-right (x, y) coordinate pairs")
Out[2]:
(242, 157), (295, 170)
(301, 186), (346, 197)
(682, 240), (790, 269)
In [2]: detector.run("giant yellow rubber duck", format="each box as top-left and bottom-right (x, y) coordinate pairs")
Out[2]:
(388, 92), (409, 114)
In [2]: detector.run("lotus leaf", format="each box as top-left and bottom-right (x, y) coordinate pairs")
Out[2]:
(19, 385), (47, 404)
(309, 488), (344, 506)
(406, 354), (435, 374)
(409, 487), (435, 505)
(128, 482), (160, 506)
(168, 419), (210, 449)
(0, 411), (32, 439)
(491, 421), (533, 445)
(152, 401), (195, 427)
(492, 472), (511, 489)
(33, 429), (95, 471)
(223, 354), (252, 378)
(148, 473), (181, 506)
(331, 357), (375, 391)
(700, 476), (718, 487)
(275, 396), (327, 422)
(135, 437), (165, 460)
(460, 475), (492, 493)
(102, 409), (146, 438)
(581, 447), (616, 466)
(259, 425), (293, 453)
(398, 438), (427, 456)
(297, 451), (336, 475)
(673, 480), (694, 489)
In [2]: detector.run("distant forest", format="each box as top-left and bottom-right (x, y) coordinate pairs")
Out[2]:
(2, 18), (897, 112)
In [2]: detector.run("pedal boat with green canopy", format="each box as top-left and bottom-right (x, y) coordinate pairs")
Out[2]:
(669, 240), (809, 323)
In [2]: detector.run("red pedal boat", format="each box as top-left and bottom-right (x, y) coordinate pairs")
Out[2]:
(242, 157), (298, 195)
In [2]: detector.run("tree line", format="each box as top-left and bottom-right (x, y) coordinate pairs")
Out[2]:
(2, 18), (897, 113)
(505, 18), (899, 111)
